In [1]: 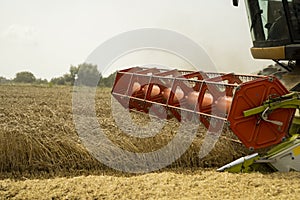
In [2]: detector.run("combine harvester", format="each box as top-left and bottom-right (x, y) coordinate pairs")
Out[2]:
(111, 0), (300, 172)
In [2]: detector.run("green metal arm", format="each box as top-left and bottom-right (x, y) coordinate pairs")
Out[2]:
(243, 92), (300, 117)
(217, 92), (300, 173)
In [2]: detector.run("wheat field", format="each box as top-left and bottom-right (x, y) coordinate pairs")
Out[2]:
(0, 85), (299, 199)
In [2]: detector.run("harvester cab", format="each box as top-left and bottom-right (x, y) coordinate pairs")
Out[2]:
(236, 0), (300, 61)
(111, 0), (300, 173)
(235, 0), (300, 89)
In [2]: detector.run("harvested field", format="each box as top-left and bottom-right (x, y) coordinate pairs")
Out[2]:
(1, 170), (300, 199)
(0, 84), (299, 199)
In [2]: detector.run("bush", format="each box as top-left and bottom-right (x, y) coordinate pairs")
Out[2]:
(0, 76), (10, 84)
(35, 78), (48, 85)
(14, 71), (36, 83)
(50, 77), (66, 85)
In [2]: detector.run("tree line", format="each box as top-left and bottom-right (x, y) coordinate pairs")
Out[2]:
(0, 63), (116, 87)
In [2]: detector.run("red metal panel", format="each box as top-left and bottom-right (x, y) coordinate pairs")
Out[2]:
(228, 77), (295, 149)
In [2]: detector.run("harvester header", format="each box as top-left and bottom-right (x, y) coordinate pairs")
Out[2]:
(112, 67), (295, 150)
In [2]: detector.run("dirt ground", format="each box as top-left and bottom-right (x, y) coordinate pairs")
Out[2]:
(0, 84), (300, 199)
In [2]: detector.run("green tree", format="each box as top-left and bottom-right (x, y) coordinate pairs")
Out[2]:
(13, 71), (36, 83)
(49, 63), (101, 86)
(50, 77), (66, 85)
(76, 63), (101, 86)
(63, 73), (73, 84)
(69, 65), (79, 85)
(50, 73), (74, 86)
(101, 71), (116, 88)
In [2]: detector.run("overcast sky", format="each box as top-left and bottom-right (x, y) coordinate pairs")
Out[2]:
(0, 0), (272, 80)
